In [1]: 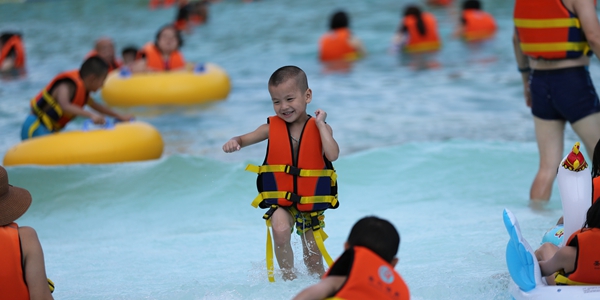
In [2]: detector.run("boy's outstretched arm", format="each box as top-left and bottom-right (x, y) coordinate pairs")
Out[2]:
(292, 276), (346, 300)
(88, 98), (134, 122)
(314, 109), (339, 161)
(54, 83), (105, 124)
(222, 124), (269, 153)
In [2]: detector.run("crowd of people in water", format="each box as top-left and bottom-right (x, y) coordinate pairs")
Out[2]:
(4, 0), (600, 298)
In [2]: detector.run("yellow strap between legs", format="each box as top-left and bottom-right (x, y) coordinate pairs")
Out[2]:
(265, 219), (275, 282)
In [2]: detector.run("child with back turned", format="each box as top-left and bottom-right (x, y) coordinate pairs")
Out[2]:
(223, 66), (340, 281)
(293, 216), (410, 300)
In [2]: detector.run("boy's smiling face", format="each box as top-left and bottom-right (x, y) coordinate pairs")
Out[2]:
(269, 78), (312, 124)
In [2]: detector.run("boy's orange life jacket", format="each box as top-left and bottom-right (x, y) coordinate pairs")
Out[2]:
(324, 246), (410, 300)
(403, 12), (441, 53)
(0, 35), (26, 68)
(555, 228), (600, 285)
(514, 0), (595, 60)
(593, 176), (600, 204)
(29, 70), (89, 131)
(0, 223), (30, 300)
(85, 50), (121, 73)
(246, 116), (339, 212)
(462, 9), (497, 42)
(138, 43), (186, 71)
(319, 28), (359, 62)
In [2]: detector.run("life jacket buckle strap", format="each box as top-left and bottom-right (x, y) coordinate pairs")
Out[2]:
(284, 165), (301, 176)
(263, 205), (278, 220)
(309, 212), (321, 231)
(285, 192), (302, 203)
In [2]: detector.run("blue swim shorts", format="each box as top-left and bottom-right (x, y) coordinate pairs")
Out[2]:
(529, 66), (600, 123)
(21, 114), (51, 140)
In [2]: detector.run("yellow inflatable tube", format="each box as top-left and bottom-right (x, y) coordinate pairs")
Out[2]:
(101, 63), (231, 106)
(3, 121), (163, 166)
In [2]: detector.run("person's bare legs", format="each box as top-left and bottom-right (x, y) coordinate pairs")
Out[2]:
(271, 208), (296, 280)
(301, 230), (325, 277)
(531, 117), (565, 201)
(571, 112), (600, 160)
(535, 242), (559, 285)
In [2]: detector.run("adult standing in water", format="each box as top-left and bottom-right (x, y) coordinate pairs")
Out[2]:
(513, 0), (600, 201)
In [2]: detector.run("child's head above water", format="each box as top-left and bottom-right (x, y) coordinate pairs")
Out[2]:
(268, 66), (312, 123)
(80, 56), (109, 92)
(346, 216), (400, 263)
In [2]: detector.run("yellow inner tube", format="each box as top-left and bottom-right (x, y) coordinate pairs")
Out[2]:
(101, 63), (231, 107)
(3, 121), (163, 166)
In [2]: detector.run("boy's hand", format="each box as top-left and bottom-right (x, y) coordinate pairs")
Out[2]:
(91, 114), (106, 125)
(223, 138), (241, 153)
(315, 109), (327, 125)
(116, 114), (135, 122)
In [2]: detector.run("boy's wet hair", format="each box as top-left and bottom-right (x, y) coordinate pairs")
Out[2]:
(80, 56), (109, 78)
(585, 199), (600, 229)
(462, 0), (481, 10)
(330, 10), (349, 30)
(593, 138), (600, 178)
(268, 66), (308, 92)
(155, 24), (184, 48)
(347, 216), (400, 263)
(121, 46), (138, 57)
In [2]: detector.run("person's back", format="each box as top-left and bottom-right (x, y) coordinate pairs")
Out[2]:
(458, 0), (496, 41)
(400, 6), (441, 53)
(293, 216), (410, 300)
(319, 10), (364, 62)
(513, 0), (600, 201)
(0, 32), (26, 72)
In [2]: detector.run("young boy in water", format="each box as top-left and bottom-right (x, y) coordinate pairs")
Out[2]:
(222, 66), (339, 280)
(293, 216), (410, 299)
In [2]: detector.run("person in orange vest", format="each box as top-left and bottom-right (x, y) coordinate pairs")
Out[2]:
(131, 25), (186, 72)
(0, 31), (26, 73)
(174, 1), (209, 32)
(536, 198), (600, 285)
(513, 0), (600, 201)
(318, 10), (365, 62)
(453, 0), (497, 42)
(21, 56), (133, 140)
(85, 37), (121, 73)
(223, 66), (340, 281)
(0, 165), (54, 299)
(393, 5), (441, 53)
(293, 216), (410, 300)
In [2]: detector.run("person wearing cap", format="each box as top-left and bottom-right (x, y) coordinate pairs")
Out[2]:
(0, 166), (54, 299)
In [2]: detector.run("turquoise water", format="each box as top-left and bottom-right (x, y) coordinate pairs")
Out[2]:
(1, 0), (597, 299)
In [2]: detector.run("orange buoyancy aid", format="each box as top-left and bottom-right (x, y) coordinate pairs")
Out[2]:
(593, 176), (600, 204)
(514, 0), (595, 60)
(403, 12), (441, 53)
(325, 246), (410, 300)
(0, 35), (26, 68)
(319, 28), (359, 62)
(29, 70), (89, 131)
(0, 223), (30, 300)
(555, 228), (600, 285)
(247, 116), (339, 212)
(462, 9), (497, 41)
(138, 43), (185, 71)
(85, 50), (121, 73)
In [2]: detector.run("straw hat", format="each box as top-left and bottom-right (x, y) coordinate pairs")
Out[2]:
(0, 166), (32, 226)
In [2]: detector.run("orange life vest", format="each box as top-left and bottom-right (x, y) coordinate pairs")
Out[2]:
(85, 50), (121, 73)
(174, 19), (187, 31)
(0, 223), (30, 300)
(247, 116), (339, 212)
(29, 70), (89, 131)
(593, 177), (600, 204)
(0, 35), (26, 68)
(403, 12), (441, 53)
(149, 0), (177, 9)
(428, 0), (452, 6)
(319, 28), (359, 62)
(324, 246), (410, 300)
(555, 228), (600, 285)
(138, 43), (186, 71)
(514, 0), (595, 60)
(462, 9), (497, 42)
